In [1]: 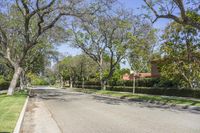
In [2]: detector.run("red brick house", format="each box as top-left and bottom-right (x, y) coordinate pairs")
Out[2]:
(122, 61), (160, 80)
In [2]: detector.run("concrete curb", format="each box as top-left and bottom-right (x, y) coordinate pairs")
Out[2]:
(13, 96), (29, 133)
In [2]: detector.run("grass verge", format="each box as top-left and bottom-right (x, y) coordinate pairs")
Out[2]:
(74, 88), (200, 107)
(0, 91), (27, 133)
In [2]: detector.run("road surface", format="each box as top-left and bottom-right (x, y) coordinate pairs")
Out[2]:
(21, 88), (200, 133)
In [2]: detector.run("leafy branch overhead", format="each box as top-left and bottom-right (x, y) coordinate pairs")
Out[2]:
(0, 0), (114, 95)
(144, 0), (200, 29)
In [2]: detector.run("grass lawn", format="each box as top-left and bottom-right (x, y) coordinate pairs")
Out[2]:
(74, 88), (200, 107)
(0, 91), (27, 133)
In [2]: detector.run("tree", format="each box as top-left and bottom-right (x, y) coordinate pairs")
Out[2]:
(56, 56), (74, 88)
(73, 54), (98, 88)
(0, 0), (109, 95)
(127, 18), (157, 73)
(70, 10), (134, 90)
(160, 22), (200, 89)
(56, 54), (97, 88)
(143, 0), (200, 29)
(0, 57), (13, 80)
(20, 41), (59, 89)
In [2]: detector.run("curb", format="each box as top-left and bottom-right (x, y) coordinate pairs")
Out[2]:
(13, 96), (29, 133)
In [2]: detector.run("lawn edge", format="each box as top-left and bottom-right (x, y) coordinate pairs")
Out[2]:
(13, 96), (29, 133)
(73, 88), (200, 112)
(96, 93), (200, 112)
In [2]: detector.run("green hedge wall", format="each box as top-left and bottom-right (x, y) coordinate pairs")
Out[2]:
(31, 78), (49, 85)
(75, 78), (178, 88)
(0, 76), (10, 90)
(75, 85), (200, 98)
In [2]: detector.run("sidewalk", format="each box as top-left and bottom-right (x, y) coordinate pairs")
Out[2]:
(20, 97), (61, 133)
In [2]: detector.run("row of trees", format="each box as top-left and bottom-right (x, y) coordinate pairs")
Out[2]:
(56, 20), (200, 90)
(0, 0), (115, 95)
(56, 54), (130, 89)
(0, 0), (199, 95)
(67, 9), (156, 89)
(55, 0), (200, 89)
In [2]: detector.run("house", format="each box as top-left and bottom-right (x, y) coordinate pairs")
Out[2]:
(122, 61), (160, 80)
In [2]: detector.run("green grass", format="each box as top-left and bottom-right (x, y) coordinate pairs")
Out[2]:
(74, 88), (99, 94)
(0, 91), (27, 133)
(74, 88), (200, 107)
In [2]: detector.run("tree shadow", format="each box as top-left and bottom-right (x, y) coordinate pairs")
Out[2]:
(92, 95), (200, 114)
(92, 95), (128, 105)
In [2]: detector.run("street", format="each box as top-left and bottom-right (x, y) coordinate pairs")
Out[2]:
(21, 88), (200, 133)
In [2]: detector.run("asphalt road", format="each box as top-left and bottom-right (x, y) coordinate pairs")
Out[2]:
(21, 88), (200, 133)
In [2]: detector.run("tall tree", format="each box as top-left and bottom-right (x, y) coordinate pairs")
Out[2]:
(127, 18), (157, 73)
(20, 41), (58, 89)
(0, 0), (110, 95)
(160, 22), (200, 89)
(56, 54), (97, 88)
(143, 0), (200, 29)
(70, 10), (133, 89)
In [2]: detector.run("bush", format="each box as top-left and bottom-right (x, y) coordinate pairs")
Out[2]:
(157, 78), (179, 87)
(27, 72), (49, 85)
(31, 77), (49, 85)
(0, 76), (10, 90)
(75, 85), (200, 98)
(75, 81), (101, 86)
(136, 87), (200, 98)
(80, 78), (177, 88)
(108, 78), (161, 87)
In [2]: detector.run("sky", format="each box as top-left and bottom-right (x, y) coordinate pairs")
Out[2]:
(57, 0), (170, 68)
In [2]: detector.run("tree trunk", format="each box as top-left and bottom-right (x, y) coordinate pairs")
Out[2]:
(7, 66), (22, 95)
(70, 77), (73, 88)
(20, 70), (26, 90)
(60, 76), (64, 88)
(99, 66), (105, 90)
(82, 77), (85, 89)
(103, 80), (106, 90)
(133, 77), (136, 93)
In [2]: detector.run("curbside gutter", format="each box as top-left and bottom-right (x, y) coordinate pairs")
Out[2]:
(13, 96), (29, 133)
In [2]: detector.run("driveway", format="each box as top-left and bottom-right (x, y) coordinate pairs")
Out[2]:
(21, 88), (200, 133)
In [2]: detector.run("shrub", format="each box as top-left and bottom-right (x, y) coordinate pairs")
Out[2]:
(0, 75), (10, 90)
(83, 78), (177, 88)
(75, 85), (200, 98)
(27, 73), (49, 85)
(31, 77), (49, 85)
(75, 81), (101, 86)
(108, 78), (160, 87)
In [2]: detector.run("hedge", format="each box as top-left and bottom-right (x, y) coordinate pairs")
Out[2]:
(0, 76), (10, 90)
(74, 78), (178, 88)
(74, 85), (200, 98)
(109, 78), (161, 87)
(31, 78), (49, 85)
(75, 81), (101, 86)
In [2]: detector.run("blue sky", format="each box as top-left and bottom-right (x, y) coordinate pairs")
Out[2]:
(57, 0), (170, 67)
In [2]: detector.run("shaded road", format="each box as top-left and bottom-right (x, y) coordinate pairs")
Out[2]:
(21, 88), (200, 133)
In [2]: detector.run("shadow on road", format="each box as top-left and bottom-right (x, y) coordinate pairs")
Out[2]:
(29, 88), (200, 114)
(92, 95), (200, 114)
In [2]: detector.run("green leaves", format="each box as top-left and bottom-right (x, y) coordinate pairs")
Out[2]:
(186, 11), (200, 23)
(160, 22), (200, 89)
